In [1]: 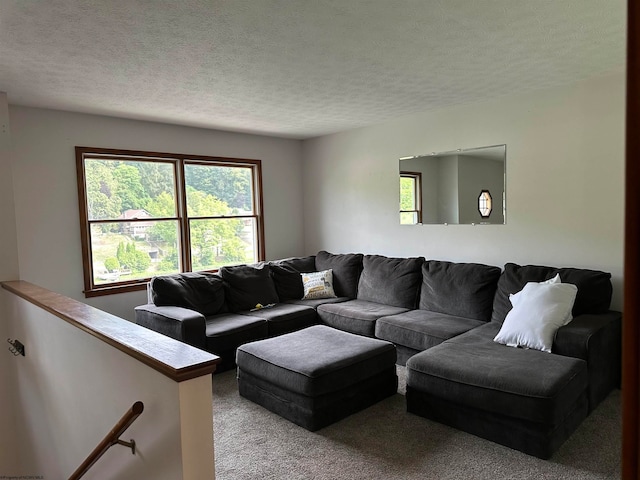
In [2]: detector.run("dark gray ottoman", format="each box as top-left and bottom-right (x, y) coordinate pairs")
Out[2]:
(406, 323), (589, 459)
(236, 325), (398, 431)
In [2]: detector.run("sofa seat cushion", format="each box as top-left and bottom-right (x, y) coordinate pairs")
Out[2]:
(375, 310), (485, 351)
(284, 297), (350, 309)
(406, 323), (588, 424)
(204, 313), (268, 354)
(240, 303), (318, 336)
(420, 261), (501, 321)
(357, 255), (424, 309)
(236, 325), (397, 397)
(317, 299), (409, 337)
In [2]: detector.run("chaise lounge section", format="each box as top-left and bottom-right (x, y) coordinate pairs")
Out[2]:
(406, 322), (590, 459)
(404, 262), (621, 458)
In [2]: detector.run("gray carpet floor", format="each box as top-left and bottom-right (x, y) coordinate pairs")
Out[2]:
(213, 366), (621, 480)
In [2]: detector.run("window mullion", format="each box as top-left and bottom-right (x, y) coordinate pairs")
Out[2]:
(176, 158), (192, 272)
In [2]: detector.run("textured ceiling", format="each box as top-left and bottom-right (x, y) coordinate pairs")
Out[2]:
(0, 0), (626, 139)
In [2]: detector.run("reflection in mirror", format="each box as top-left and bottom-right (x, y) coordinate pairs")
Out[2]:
(400, 172), (422, 224)
(399, 145), (506, 225)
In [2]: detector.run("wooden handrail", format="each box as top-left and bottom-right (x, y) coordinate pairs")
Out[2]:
(1, 281), (220, 382)
(69, 401), (144, 480)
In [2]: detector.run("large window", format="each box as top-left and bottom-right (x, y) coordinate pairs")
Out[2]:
(399, 172), (422, 225)
(76, 147), (265, 297)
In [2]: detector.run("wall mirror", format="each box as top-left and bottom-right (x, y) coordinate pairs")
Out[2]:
(399, 144), (506, 225)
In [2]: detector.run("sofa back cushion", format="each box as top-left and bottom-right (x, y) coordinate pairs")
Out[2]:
(269, 256), (317, 301)
(419, 261), (501, 321)
(315, 251), (363, 298)
(491, 262), (613, 324)
(357, 255), (424, 309)
(220, 263), (280, 311)
(151, 272), (226, 316)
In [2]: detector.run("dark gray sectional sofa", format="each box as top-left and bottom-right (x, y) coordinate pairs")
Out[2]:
(134, 250), (621, 459)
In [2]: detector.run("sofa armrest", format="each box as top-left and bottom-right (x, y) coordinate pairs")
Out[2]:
(553, 310), (622, 411)
(135, 303), (206, 349)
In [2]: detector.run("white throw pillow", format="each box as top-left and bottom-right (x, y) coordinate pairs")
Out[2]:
(301, 270), (337, 300)
(494, 281), (578, 353)
(509, 274), (573, 326)
(543, 273), (562, 285)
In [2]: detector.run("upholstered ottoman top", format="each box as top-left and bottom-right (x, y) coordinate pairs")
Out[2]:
(236, 325), (397, 397)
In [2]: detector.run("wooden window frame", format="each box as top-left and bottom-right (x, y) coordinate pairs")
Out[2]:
(75, 147), (266, 297)
(400, 171), (423, 224)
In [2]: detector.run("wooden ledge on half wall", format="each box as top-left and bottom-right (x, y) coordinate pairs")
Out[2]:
(1, 280), (220, 382)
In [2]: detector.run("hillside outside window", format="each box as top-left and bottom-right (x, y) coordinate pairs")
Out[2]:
(76, 147), (265, 297)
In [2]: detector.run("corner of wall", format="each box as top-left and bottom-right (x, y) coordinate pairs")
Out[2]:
(0, 92), (20, 281)
(0, 93), (21, 472)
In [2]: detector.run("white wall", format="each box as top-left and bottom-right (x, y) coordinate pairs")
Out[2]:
(0, 92), (20, 473)
(2, 289), (214, 479)
(8, 107), (304, 321)
(0, 96), (19, 280)
(301, 73), (625, 310)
